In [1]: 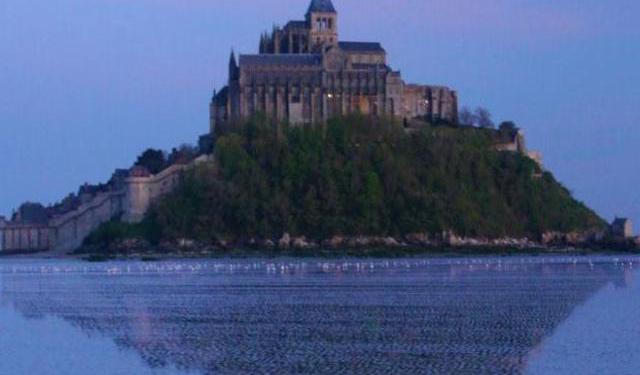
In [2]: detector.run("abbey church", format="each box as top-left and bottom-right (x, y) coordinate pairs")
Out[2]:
(210, 0), (458, 131)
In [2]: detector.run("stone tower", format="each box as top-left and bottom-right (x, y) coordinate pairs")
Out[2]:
(306, 0), (338, 51)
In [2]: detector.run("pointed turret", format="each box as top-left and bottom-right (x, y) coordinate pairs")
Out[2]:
(259, 32), (270, 54)
(229, 49), (237, 69)
(228, 49), (238, 82)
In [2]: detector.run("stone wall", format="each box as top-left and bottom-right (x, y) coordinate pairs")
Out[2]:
(232, 54), (396, 125)
(527, 151), (544, 168)
(401, 84), (458, 123)
(48, 190), (125, 252)
(122, 164), (186, 224)
(0, 224), (50, 253)
(215, 55), (458, 129)
(0, 155), (213, 254)
(495, 129), (527, 153)
(123, 155), (212, 224)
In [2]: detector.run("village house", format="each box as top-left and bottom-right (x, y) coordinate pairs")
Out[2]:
(610, 218), (634, 239)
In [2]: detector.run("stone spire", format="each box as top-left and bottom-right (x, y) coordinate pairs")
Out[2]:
(228, 49), (238, 81)
(229, 49), (237, 68)
(306, 0), (336, 16)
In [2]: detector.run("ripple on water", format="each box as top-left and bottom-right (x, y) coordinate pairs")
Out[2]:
(0, 255), (638, 374)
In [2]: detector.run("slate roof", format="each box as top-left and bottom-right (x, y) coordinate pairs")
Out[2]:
(213, 86), (229, 103)
(239, 54), (323, 67)
(307, 0), (336, 14)
(339, 41), (385, 53)
(613, 218), (631, 226)
(285, 20), (308, 30)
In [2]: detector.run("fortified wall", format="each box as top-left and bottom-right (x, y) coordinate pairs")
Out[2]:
(0, 222), (50, 253)
(0, 155), (212, 254)
(48, 190), (125, 252)
(122, 163), (186, 224)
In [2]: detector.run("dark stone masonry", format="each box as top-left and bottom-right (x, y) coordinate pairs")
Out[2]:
(210, 0), (458, 133)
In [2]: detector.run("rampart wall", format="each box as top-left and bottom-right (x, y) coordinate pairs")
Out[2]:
(0, 155), (213, 254)
(48, 190), (125, 252)
(122, 163), (186, 224)
(0, 224), (50, 253)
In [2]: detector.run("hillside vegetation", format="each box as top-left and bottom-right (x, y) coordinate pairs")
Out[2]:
(112, 115), (604, 245)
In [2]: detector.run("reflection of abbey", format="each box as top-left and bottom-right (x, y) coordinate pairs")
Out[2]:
(210, 0), (458, 131)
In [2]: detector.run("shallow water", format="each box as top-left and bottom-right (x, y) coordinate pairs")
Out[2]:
(0, 256), (637, 375)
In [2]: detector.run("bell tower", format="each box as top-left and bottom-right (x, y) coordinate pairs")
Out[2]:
(306, 0), (338, 51)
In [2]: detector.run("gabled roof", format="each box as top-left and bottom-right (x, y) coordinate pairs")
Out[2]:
(239, 54), (323, 67)
(339, 41), (385, 53)
(306, 0), (336, 15)
(285, 20), (307, 30)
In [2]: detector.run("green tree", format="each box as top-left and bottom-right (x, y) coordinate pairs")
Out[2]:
(135, 149), (167, 174)
(95, 115), (606, 247)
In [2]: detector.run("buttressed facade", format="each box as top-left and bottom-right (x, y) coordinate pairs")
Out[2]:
(210, 0), (458, 132)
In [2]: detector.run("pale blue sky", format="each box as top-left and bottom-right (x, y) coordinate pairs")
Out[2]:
(0, 0), (638, 232)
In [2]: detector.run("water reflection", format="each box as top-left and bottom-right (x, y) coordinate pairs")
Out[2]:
(0, 256), (637, 374)
(526, 267), (640, 375)
(0, 308), (183, 375)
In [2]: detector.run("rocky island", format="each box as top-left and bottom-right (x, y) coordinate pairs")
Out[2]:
(1, 0), (637, 257)
(78, 116), (637, 258)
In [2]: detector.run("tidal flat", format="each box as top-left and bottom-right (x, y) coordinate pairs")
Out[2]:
(0, 255), (638, 374)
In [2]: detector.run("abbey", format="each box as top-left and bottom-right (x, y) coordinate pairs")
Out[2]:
(210, 0), (458, 132)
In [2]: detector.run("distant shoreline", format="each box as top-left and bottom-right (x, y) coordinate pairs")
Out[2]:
(1, 246), (637, 262)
